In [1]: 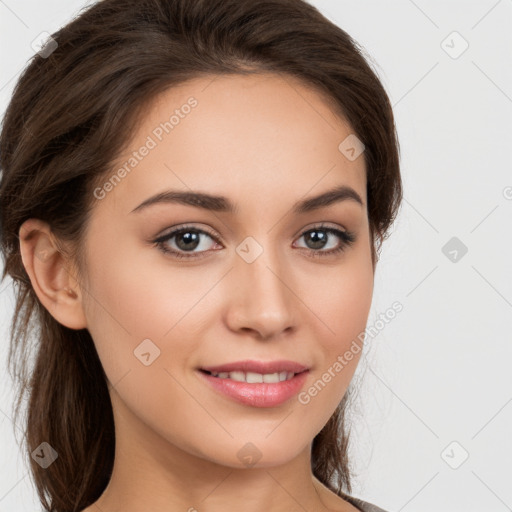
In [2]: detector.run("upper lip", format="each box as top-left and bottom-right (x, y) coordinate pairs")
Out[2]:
(200, 360), (309, 374)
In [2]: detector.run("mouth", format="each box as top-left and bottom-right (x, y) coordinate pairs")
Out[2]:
(197, 360), (310, 407)
(199, 369), (301, 383)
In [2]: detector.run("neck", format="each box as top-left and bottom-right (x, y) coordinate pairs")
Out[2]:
(90, 392), (336, 512)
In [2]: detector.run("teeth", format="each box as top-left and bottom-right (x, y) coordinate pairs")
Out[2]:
(209, 370), (296, 382)
(263, 373), (279, 383)
(230, 371), (245, 382)
(246, 372), (263, 383)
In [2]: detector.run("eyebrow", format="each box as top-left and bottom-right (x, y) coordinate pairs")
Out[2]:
(130, 184), (364, 215)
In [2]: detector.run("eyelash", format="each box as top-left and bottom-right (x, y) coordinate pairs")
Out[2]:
(152, 223), (356, 260)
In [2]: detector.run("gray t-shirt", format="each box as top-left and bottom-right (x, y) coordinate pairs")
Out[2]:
(344, 495), (388, 512)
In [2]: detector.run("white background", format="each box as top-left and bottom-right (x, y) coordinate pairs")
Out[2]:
(1, 1), (511, 511)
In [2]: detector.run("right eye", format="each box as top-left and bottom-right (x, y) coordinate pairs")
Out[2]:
(152, 225), (222, 259)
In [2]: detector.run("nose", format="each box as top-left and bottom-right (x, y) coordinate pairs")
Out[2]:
(225, 244), (297, 341)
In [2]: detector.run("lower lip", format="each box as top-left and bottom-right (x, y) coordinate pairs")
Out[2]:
(198, 370), (309, 408)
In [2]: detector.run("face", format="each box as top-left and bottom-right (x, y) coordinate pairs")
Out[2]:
(78, 73), (374, 469)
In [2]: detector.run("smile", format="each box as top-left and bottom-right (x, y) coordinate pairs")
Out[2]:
(203, 370), (296, 383)
(197, 360), (310, 408)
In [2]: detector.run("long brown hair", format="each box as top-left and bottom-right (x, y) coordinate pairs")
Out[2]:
(0, 0), (402, 510)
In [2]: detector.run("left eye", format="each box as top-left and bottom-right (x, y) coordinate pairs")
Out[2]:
(153, 224), (355, 260)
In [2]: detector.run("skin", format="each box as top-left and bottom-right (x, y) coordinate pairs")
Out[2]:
(19, 73), (375, 512)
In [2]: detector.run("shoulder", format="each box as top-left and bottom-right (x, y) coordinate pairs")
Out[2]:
(343, 494), (389, 512)
(312, 477), (387, 512)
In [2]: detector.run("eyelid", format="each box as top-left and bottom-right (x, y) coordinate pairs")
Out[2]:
(155, 221), (346, 244)
(294, 221), (346, 237)
(156, 223), (219, 241)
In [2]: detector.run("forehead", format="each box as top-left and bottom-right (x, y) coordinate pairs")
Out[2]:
(101, 72), (367, 214)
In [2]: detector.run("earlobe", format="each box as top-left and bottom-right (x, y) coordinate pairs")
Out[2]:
(18, 219), (88, 330)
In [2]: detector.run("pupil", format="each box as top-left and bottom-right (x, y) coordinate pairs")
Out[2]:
(177, 231), (200, 250)
(307, 230), (326, 249)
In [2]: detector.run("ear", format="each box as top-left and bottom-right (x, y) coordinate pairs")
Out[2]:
(19, 219), (87, 330)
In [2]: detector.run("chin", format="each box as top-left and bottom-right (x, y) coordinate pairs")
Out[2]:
(199, 436), (309, 470)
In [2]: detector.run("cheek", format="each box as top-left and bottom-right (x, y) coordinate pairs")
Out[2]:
(304, 255), (373, 394)
(81, 226), (226, 398)
(308, 251), (374, 347)
(288, 248), (374, 420)
(80, 246), (211, 441)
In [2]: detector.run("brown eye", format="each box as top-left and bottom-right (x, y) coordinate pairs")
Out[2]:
(153, 226), (220, 259)
(294, 226), (356, 257)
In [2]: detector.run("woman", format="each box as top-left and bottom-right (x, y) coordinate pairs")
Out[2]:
(0, 0), (402, 511)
